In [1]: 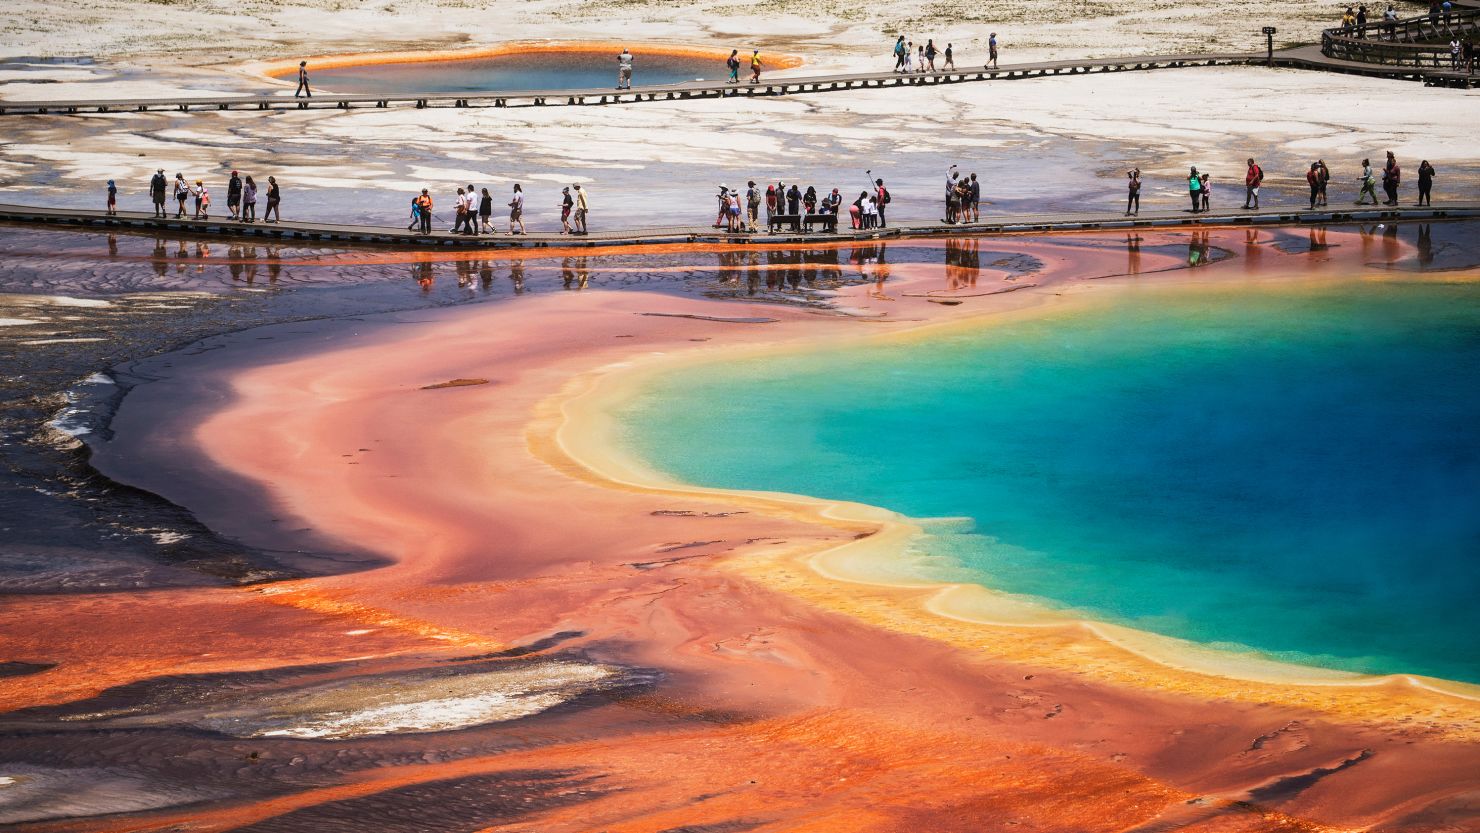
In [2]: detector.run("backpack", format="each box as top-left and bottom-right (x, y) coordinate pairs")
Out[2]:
(880, 187), (891, 205)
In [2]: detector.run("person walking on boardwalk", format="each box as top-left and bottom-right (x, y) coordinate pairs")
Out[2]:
(893, 36), (907, 72)
(509, 184), (526, 234)
(1306, 163), (1323, 209)
(987, 33), (1000, 68)
(1188, 166), (1203, 213)
(295, 61), (311, 98)
(453, 187), (470, 234)
(415, 189), (433, 234)
(478, 187), (493, 233)
(1343, 6), (1357, 29)
(1416, 160), (1435, 205)
(727, 50), (741, 83)
(729, 188), (744, 233)
(242, 175), (257, 222)
(1356, 5), (1369, 37)
(874, 178), (890, 228)
(173, 173), (189, 218)
(917, 44), (927, 73)
(944, 43), (955, 69)
(903, 41), (914, 73)
(192, 180), (210, 219)
(617, 48), (633, 90)
(750, 50), (763, 83)
(1315, 159), (1331, 206)
(1356, 158), (1379, 204)
(264, 176), (280, 222)
(1126, 168), (1141, 216)
(106, 179), (117, 216)
(925, 39), (938, 71)
(227, 170), (242, 220)
(1242, 158), (1263, 210)
(713, 185), (730, 228)
(149, 169), (167, 218)
(573, 184), (589, 234)
(559, 187), (573, 234)
(746, 181), (761, 232)
(1382, 151), (1401, 205)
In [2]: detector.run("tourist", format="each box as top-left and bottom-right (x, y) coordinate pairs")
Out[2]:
(893, 36), (907, 72)
(1188, 166), (1202, 213)
(1382, 151), (1401, 205)
(1417, 160), (1435, 205)
(509, 184), (525, 235)
(242, 175), (257, 222)
(295, 61), (311, 98)
(1126, 168), (1141, 216)
(479, 187), (493, 233)
(227, 171), (242, 220)
(1343, 6), (1358, 29)
(765, 183), (777, 224)
(987, 33), (999, 68)
(826, 187), (842, 216)
(944, 43), (955, 70)
(786, 183), (801, 215)
(713, 185), (731, 227)
(750, 50), (763, 83)
(968, 172), (980, 222)
(173, 173), (189, 218)
(1356, 5), (1369, 37)
(573, 183), (588, 234)
(1443, 0), (1454, 25)
(1317, 159), (1331, 206)
(149, 168), (167, 218)
(106, 179), (117, 216)
(946, 176), (961, 223)
(192, 180), (210, 219)
(925, 39), (938, 71)
(945, 164), (960, 222)
(416, 189), (433, 233)
(1428, 1), (1441, 27)
(917, 43), (927, 73)
(1356, 158), (1379, 204)
(728, 188), (743, 233)
(727, 50), (740, 84)
(1306, 162), (1322, 209)
(1242, 158), (1263, 210)
(874, 178), (889, 228)
(559, 186), (573, 233)
(617, 48), (633, 90)
(904, 41), (914, 73)
(746, 181), (761, 232)
(851, 192), (865, 229)
(1465, 39), (1474, 74)
(865, 194), (880, 228)
(408, 194), (421, 230)
(1452, 38), (1463, 69)
(1200, 173), (1211, 212)
(1383, 5), (1398, 39)
(803, 186), (818, 215)
(264, 176), (280, 222)
(453, 187), (470, 234)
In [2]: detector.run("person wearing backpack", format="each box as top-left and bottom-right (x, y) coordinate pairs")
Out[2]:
(415, 189), (433, 234)
(1242, 158), (1263, 210)
(746, 181), (761, 232)
(227, 171), (242, 220)
(1188, 166), (1203, 213)
(173, 173), (190, 218)
(727, 50), (740, 84)
(874, 178), (890, 228)
(150, 169), (168, 218)
(893, 36), (907, 72)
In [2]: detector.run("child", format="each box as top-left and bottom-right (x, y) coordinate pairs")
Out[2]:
(106, 180), (117, 216)
(1199, 173), (1211, 213)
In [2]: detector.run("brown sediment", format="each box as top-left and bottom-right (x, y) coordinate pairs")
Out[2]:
(420, 377), (491, 389)
(249, 41), (804, 82)
(8, 228), (1478, 831)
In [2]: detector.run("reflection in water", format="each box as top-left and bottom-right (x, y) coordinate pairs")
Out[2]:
(945, 238), (980, 290)
(563, 257), (589, 291)
(1187, 231), (1211, 267)
(1418, 224), (1433, 268)
(1308, 226), (1329, 253)
(1125, 233), (1142, 276)
(416, 261), (435, 292)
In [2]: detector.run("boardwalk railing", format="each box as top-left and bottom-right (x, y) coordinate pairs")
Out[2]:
(1321, 8), (1480, 68)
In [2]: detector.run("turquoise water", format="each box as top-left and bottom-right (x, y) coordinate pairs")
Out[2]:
(617, 282), (1480, 683)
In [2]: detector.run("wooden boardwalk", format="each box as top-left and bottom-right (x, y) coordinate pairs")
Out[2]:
(4, 202), (1476, 250)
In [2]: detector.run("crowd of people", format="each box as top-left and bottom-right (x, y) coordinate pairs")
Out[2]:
(889, 33), (1000, 72)
(707, 179), (897, 232)
(140, 168), (281, 223)
(408, 182), (592, 236)
(1337, 3), (1477, 71)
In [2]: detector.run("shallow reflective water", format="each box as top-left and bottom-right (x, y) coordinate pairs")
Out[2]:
(303, 51), (723, 94)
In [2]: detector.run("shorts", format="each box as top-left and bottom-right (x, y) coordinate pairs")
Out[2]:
(510, 208), (522, 220)
(562, 207), (571, 220)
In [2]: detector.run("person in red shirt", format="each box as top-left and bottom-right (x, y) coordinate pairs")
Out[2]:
(1306, 163), (1322, 209)
(1243, 158), (1264, 210)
